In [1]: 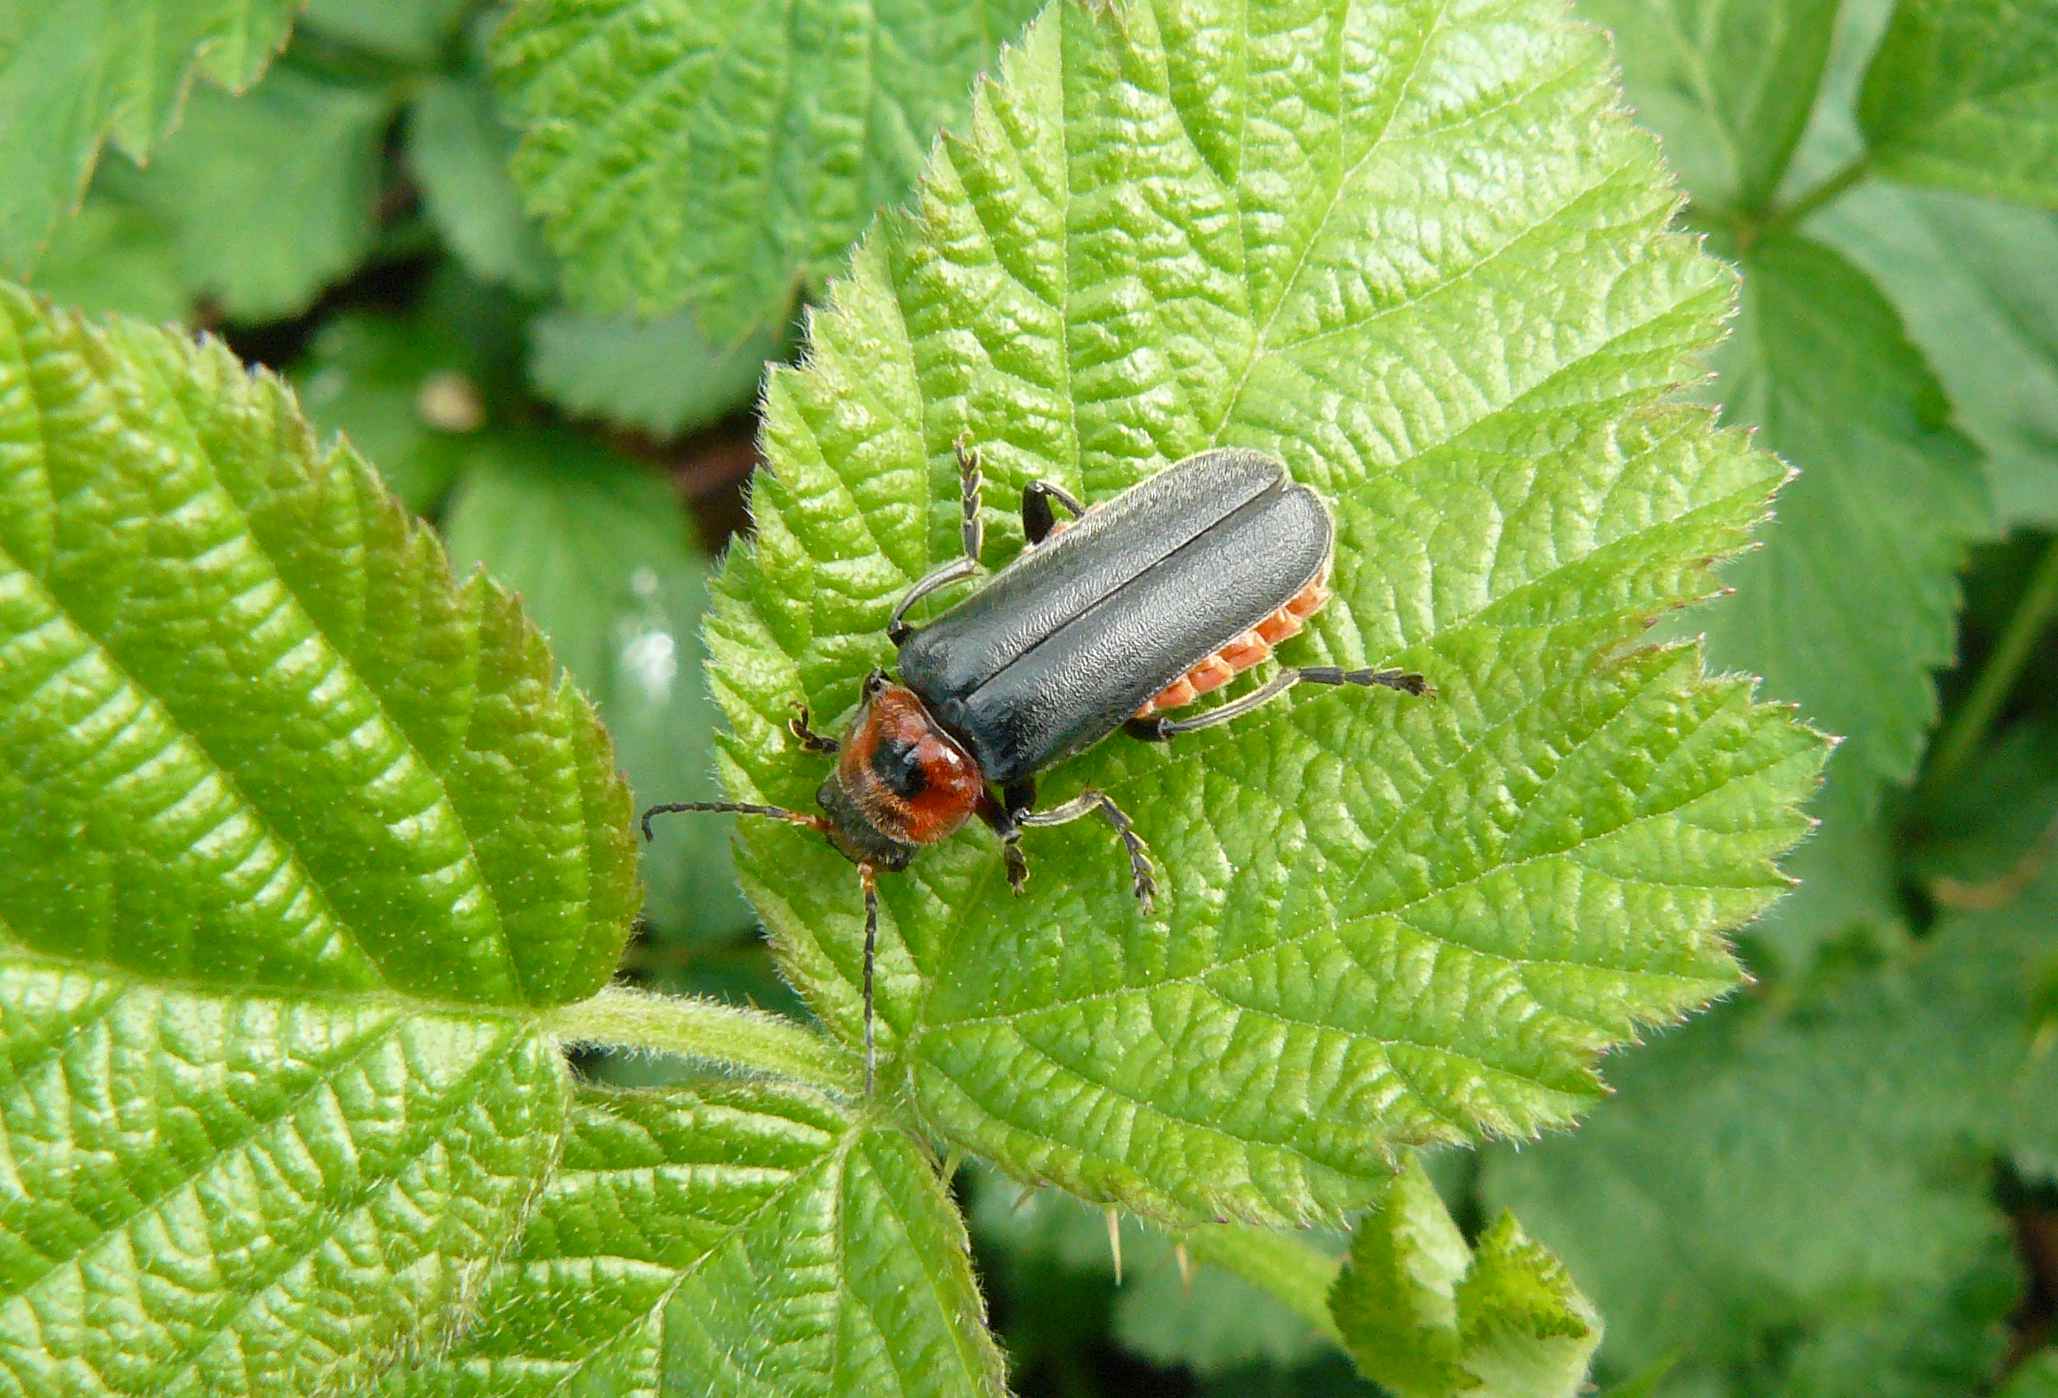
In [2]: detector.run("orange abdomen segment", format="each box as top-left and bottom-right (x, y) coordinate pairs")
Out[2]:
(1133, 570), (1331, 718)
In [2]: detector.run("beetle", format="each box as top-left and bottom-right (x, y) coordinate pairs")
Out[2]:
(644, 438), (1430, 1090)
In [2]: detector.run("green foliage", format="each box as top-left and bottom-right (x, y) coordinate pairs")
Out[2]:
(392, 1079), (1005, 1395)
(968, 1169), (1342, 1378)
(27, 197), (187, 322)
(1329, 1158), (1600, 1396)
(290, 310), (488, 513)
(441, 435), (754, 937)
(107, 62), (398, 321)
(1815, 184), (2058, 529)
(1583, 0), (1839, 213)
(409, 71), (557, 296)
(1696, 231), (1989, 807)
(527, 306), (783, 437)
(492, 0), (1046, 335)
(1859, 0), (2058, 207)
(708, 0), (1822, 1226)
(0, 284), (636, 1390)
(2002, 1351), (2058, 1398)
(300, 0), (471, 66)
(1485, 714), (2058, 1392)
(10, 0), (2058, 1389)
(0, 0), (300, 275)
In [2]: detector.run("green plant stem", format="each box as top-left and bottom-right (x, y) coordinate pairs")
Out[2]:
(1922, 535), (2058, 800)
(546, 984), (862, 1095)
(1178, 1224), (1346, 1344)
(1754, 154), (1871, 242)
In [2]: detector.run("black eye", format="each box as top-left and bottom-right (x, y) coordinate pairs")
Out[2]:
(869, 735), (927, 798)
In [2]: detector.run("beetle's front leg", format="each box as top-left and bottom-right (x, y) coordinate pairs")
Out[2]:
(980, 782), (1034, 894)
(787, 700), (839, 753)
(887, 434), (990, 643)
(1014, 788), (1157, 911)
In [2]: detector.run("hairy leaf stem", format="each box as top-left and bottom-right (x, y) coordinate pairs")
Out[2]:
(547, 985), (862, 1096)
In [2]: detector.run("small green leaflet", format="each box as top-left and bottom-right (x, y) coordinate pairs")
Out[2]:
(0, 283), (637, 1392)
(492, 0), (1046, 336)
(1330, 1158), (1600, 1396)
(705, 0), (1827, 1226)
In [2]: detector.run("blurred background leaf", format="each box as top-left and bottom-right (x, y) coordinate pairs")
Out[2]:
(0, 0), (302, 274)
(491, 0), (1047, 336)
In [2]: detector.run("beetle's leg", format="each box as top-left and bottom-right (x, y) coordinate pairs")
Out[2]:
(1124, 664), (1432, 742)
(788, 701), (839, 753)
(887, 434), (989, 643)
(858, 861), (879, 1094)
(1022, 480), (1086, 546)
(954, 432), (987, 562)
(1014, 789), (1156, 909)
(983, 780), (1036, 894)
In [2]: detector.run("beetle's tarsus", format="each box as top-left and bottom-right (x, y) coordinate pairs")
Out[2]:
(1003, 838), (1030, 894)
(1015, 788), (1155, 912)
(788, 701), (839, 753)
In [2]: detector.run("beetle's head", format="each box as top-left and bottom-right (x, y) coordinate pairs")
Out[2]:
(814, 669), (983, 870)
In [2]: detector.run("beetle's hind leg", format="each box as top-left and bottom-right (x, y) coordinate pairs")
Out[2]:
(887, 433), (991, 642)
(1015, 789), (1157, 910)
(1022, 479), (1086, 546)
(1125, 663), (1432, 741)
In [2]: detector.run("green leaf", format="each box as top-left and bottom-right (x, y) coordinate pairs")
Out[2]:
(391, 1079), (1006, 1395)
(1732, 774), (1904, 977)
(1858, 0), (2058, 208)
(441, 434), (755, 938)
(1329, 1158), (1600, 1397)
(289, 311), (489, 514)
(0, 286), (637, 1389)
(0, 0), (300, 275)
(300, 0), (470, 65)
(528, 306), (782, 437)
(1814, 185), (2058, 530)
(1698, 233), (1989, 809)
(1578, 0), (1839, 213)
(706, 0), (1826, 1225)
(2001, 1351), (2058, 1398)
(968, 1170), (1342, 1377)
(1482, 874), (2055, 1394)
(492, 0), (1045, 335)
(23, 194), (187, 323)
(110, 61), (399, 321)
(409, 73), (557, 296)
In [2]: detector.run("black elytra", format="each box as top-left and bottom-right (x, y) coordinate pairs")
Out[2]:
(642, 437), (1432, 1092)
